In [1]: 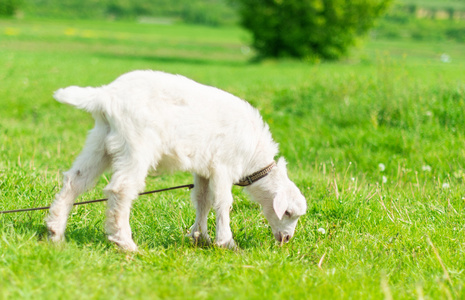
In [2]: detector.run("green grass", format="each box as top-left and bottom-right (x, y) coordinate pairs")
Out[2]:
(1, 18), (465, 299)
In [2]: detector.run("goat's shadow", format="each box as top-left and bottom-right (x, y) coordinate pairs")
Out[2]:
(64, 223), (275, 251)
(64, 227), (108, 247)
(2, 216), (275, 251)
(0, 217), (108, 248)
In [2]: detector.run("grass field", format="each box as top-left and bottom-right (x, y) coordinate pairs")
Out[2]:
(400, 0), (465, 10)
(1, 18), (465, 299)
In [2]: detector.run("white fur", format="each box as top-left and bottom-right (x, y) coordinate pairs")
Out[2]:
(46, 70), (307, 251)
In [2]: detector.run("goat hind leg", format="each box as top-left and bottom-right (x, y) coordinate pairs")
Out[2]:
(46, 136), (110, 242)
(104, 164), (149, 251)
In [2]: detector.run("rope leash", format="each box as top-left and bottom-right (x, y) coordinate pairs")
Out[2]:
(0, 160), (276, 215)
(0, 184), (194, 215)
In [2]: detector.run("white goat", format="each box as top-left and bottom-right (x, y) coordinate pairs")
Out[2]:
(46, 70), (307, 251)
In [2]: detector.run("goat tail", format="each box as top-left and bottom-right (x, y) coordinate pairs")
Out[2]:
(54, 86), (109, 113)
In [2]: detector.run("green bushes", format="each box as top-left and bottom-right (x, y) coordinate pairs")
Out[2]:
(375, 16), (465, 42)
(10, 0), (465, 44)
(0, 0), (20, 17)
(19, 0), (237, 25)
(374, 2), (465, 42)
(234, 0), (392, 60)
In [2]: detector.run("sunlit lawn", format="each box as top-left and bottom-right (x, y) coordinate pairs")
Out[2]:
(1, 18), (464, 299)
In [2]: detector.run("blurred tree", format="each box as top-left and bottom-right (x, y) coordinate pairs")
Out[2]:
(233, 0), (393, 60)
(0, 0), (20, 17)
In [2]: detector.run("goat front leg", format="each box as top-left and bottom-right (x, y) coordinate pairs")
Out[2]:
(210, 176), (236, 250)
(187, 174), (212, 246)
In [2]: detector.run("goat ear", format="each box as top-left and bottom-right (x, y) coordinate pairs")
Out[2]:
(273, 192), (288, 220)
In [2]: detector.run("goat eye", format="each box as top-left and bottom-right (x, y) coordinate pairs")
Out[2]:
(284, 211), (292, 217)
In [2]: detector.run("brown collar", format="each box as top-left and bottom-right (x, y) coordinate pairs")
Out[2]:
(235, 161), (276, 187)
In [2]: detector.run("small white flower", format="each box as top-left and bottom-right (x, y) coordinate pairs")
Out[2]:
(379, 163), (386, 172)
(440, 53), (451, 63)
(382, 176), (387, 184)
(442, 183), (450, 189)
(422, 165), (432, 172)
(317, 228), (326, 234)
(241, 46), (251, 55)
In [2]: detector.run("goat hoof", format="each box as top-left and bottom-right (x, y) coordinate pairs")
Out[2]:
(108, 235), (138, 252)
(46, 226), (65, 243)
(186, 231), (212, 247)
(215, 239), (238, 251)
(47, 233), (65, 243)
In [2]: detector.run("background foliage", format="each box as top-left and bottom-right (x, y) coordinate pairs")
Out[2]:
(17, 0), (237, 25)
(0, 0), (20, 16)
(376, 2), (465, 42)
(4, 0), (464, 59)
(233, 0), (392, 60)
